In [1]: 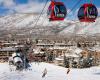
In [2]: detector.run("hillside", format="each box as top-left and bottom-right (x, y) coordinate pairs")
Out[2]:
(0, 13), (100, 38)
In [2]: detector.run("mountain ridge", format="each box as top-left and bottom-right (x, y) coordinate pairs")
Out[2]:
(0, 13), (100, 37)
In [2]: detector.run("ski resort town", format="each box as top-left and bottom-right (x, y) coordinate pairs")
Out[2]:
(0, 36), (100, 69)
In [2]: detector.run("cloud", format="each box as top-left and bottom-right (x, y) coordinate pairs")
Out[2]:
(14, 1), (49, 13)
(97, 7), (100, 16)
(0, 0), (15, 8)
(0, 0), (50, 14)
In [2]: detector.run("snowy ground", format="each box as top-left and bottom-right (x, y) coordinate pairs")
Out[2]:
(0, 62), (100, 80)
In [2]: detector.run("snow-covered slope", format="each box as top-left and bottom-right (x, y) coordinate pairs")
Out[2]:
(59, 17), (100, 35)
(0, 13), (68, 28)
(0, 62), (100, 80)
(0, 13), (100, 36)
(77, 18), (100, 34)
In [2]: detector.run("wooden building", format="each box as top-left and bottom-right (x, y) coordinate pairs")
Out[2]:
(0, 47), (17, 62)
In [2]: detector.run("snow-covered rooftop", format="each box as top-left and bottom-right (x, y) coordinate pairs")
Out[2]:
(0, 47), (16, 52)
(88, 45), (100, 52)
(74, 48), (83, 54)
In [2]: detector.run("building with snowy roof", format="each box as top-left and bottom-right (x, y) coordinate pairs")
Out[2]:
(0, 47), (17, 62)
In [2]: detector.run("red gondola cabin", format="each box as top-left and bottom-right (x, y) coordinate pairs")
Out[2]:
(78, 3), (98, 22)
(47, 1), (67, 21)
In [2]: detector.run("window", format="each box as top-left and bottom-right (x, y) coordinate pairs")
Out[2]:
(87, 6), (98, 18)
(78, 6), (85, 19)
(54, 5), (66, 13)
(54, 5), (66, 17)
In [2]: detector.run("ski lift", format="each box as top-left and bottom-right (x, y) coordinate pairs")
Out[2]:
(47, 0), (67, 21)
(78, 3), (98, 22)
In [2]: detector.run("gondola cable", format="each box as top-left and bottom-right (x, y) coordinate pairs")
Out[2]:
(49, 0), (82, 34)
(33, 0), (49, 29)
(27, 0), (49, 35)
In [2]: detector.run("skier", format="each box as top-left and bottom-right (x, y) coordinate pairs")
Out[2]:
(42, 68), (47, 78)
(67, 68), (70, 74)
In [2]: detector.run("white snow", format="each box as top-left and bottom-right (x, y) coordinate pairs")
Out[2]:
(0, 13), (100, 35)
(60, 17), (100, 35)
(0, 62), (100, 80)
(74, 48), (83, 54)
(55, 57), (64, 61)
